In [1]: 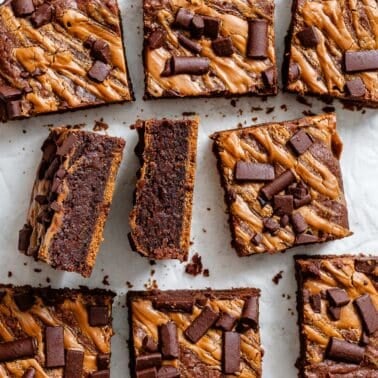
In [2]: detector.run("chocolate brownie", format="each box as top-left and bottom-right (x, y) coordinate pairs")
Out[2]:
(18, 126), (125, 277)
(127, 288), (263, 377)
(283, 0), (378, 107)
(295, 255), (378, 377)
(0, 0), (134, 122)
(129, 118), (198, 261)
(143, 0), (277, 99)
(211, 113), (351, 257)
(0, 285), (114, 377)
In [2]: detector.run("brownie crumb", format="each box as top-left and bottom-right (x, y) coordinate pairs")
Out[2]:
(93, 119), (109, 131)
(266, 106), (275, 114)
(34, 268), (42, 273)
(302, 110), (316, 116)
(149, 260), (156, 266)
(8, 271), (12, 278)
(144, 278), (158, 290)
(280, 104), (288, 111)
(150, 269), (155, 276)
(230, 99), (237, 107)
(203, 269), (210, 277)
(126, 281), (133, 288)
(251, 106), (263, 111)
(296, 95), (312, 107)
(182, 112), (196, 116)
(207, 207), (211, 211)
(272, 270), (284, 285)
(102, 275), (110, 286)
(252, 117), (258, 122)
(46, 277), (51, 283)
(322, 106), (335, 113)
(185, 253), (203, 276)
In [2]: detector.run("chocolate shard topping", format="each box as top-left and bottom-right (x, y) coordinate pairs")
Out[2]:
(153, 298), (194, 313)
(31, 4), (53, 28)
(280, 214), (290, 227)
(326, 337), (365, 364)
(354, 294), (378, 335)
(212, 37), (234, 57)
(92, 40), (112, 64)
(18, 224), (33, 251)
(97, 353), (111, 370)
(288, 62), (300, 82)
(190, 15), (204, 39)
(175, 8), (194, 29)
(288, 130), (313, 155)
(247, 19), (268, 59)
(64, 349), (84, 378)
(171, 56), (210, 75)
(161, 58), (173, 77)
(344, 50), (378, 73)
(0, 337), (37, 362)
(159, 322), (179, 359)
(261, 169), (296, 200)
(328, 306), (341, 321)
(135, 353), (162, 371)
(0, 85), (23, 102)
(273, 195), (294, 215)
(326, 288), (350, 307)
(309, 294), (321, 313)
(148, 29), (166, 50)
(11, 0), (35, 17)
(157, 366), (180, 378)
(45, 326), (65, 368)
(223, 332), (240, 374)
(6, 100), (23, 119)
(177, 33), (202, 54)
(88, 61), (111, 83)
(263, 217), (280, 234)
(240, 296), (258, 329)
(295, 233), (318, 245)
(203, 16), (220, 39)
(360, 331), (369, 346)
(22, 368), (36, 378)
(142, 336), (158, 353)
(252, 233), (262, 245)
(297, 26), (319, 48)
(291, 213), (308, 234)
(184, 306), (219, 343)
(88, 305), (109, 327)
(345, 78), (366, 97)
(235, 162), (275, 181)
(294, 194), (311, 209)
(137, 368), (157, 378)
(262, 67), (276, 88)
(215, 312), (237, 331)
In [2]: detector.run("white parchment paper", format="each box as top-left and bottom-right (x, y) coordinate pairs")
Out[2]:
(0, 0), (377, 377)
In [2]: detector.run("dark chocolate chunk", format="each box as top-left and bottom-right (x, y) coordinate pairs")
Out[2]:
(354, 294), (378, 335)
(177, 33), (202, 54)
(263, 217), (280, 234)
(18, 224), (33, 251)
(203, 16), (220, 39)
(240, 296), (258, 329)
(64, 350), (84, 378)
(215, 312), (237, 331)
(223, 332), (240, 374)
(157, 366), (179, 378)
(148, 29), (166, 50)
(90, 371), (110, 378)
(261, 169), (296, 200)
(288, 130), (313, 155)
(327, 288), (350, 307)
(309, 294), (321, 313)
(252, 233), (262, 245)
(355, 260), (376, 274)
(294, 194), (311, 209)
(247, 20), (268, 59)
(44, 157), (60, 180)
(360, 331), (369, 346)
(190, 15), (204, 39)
(88, 61), (111, 83)
(14, 291), (35, 311)
(288, 62), (300, 82)
(295, 233), (318, 245)
(326, 337), (364, 364)
(92, 40), (112, 64)
(0, 337), (37, 362)
(135, 353), (162, 371)
(297, 27), (319, 48)
(159, 322), (179, 359)
(88, 305), (109, 327)
(345, 78), (366, 97)
(57, 134), (77, 156)
(291, 213), (308, 234)
(212, 37), (234, 57)
(45, 326), (65, 368)
(280, 214), (290, 227)
(328, 306), (341, 321)
(97, 353), (110, 370)
(22, 368), (36, 378)
(11, 0), (35, 17)
(31, 4), (53, 28)
(184, 306), (219, 343)
(235, 162), (275, 181)
(344, 50), (378, 73)
(137, 368), (157, 378)
(142, 336), (158, 353)
(171, 56), (210, 75)
(161, 58), (173, 77)
(153, 298), (194, 313)
(175, 8), (194, 29)
(6, 100), (22, 119)
(0, 85), (22, 102)
(273, 195), (294, 215)
(262, 67), (276, 88)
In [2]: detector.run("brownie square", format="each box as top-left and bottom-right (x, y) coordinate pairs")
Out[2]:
(143, 0), (277, 99)
(295, 255), (378, 377)
(0, 285), (114, 377)
(283, 0), (378, 107)
(0, 0), (134, 122)
(211, 113), (351, 257)
(127, 288), (263, 377)
(129, 118), (198, 261)
(18, 126), (125, 277)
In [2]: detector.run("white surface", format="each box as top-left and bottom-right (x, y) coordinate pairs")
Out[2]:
(0, 1), (377, 377)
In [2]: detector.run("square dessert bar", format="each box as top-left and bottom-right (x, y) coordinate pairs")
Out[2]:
(0, 285), (114, 377)
(143, 0), (277, 99)
(127, 288), (263, 377)
(283, 0), (378, 107)
(295, 255), (378, 377)
(211, 113), (351, 257)
(0, 0), (134, 122)
(18, 126), (125, 277)
(129, 118), (198, 261)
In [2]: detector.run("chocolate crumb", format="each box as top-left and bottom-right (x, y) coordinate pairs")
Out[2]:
(126, 281), (133, 288)
(280, 104), (287, 111)
(296, 95), (312, 107)
(46, 277), (51, 283)
(302, 110), (316, 116)
(182, 112), (196, 116)
(34, 268), (42, 273)
(203, 269), (210, 277)
(102, 275), (110, 286)
(149, 260), (156, 266)
(185, 253), (203, 276)
(93, 120), (109, 132)
(8, 271), (12, 278)
(230, 99), (237, 107)
(322, 106), (335, 113)
(272, 270), (284, 285)
(266, 106), (275, 114)
(252, 117), (258, 122)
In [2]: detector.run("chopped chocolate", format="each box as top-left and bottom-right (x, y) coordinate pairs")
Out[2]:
(288, 62), (300, 82)
(6, 100), (23, 119)
(280, 214), (290, 227)
(23, 368), (36, 378)
(148, 29), (166, 50)
(326, 288), (350, 307)
(252, 233), (263, 245)
(88, 61), (111, 83)
(354, 294), (378, 335)
(355, 260), (376, 274)
(171, 56), (210, 75)
(295, 233), (318, 245)
(291, 213), (308, 234)
(160, 58), (173, 77)
(45, 326), (65, 368)
(223, 332), (240, 374)
(97, 353), (111, 370)
(294, 194), (311, 209)
(185, 253), (203, 276)
(297, 27), (319, 48)
(215, 313), (237, 331)
(273, 195), (294, 215)
(65, 350), (84, 378)
(31, 4), (53, 28)
(154, 298), (194, 313)
(175, 8), (193, 29)
(212, 37), (234, 57)
(360, 332), (370, 346)
(0, 338), (36, 362)
(262, 67), (276, 88)
(157, 366), (179, 378)
(235, 162), (275, 182)
(203, 16), (220, 39)
(184, 306), (219, 343)
(326, 337), (364, 364)
(137, 368), (157, 378)
(247, 20), (268, 59)
(14, 291), (35, 311)
(288, 130), (313, 155)
(190, 15), (204, 39)
(11, 0), (35, 17)
(177, 33), (202, 54)
(89, 306), (109, 327)
(91, 371), (110, 378)
(240, 296), (258, 330)
(159, 322), (179, 359)
(328, 306), (341, 321)
(91, 40), (112, 64)
(263, 217), (280, 233)
(261, 170), (296, 200)
(18, 224), (32, 252)
(0, 85), (22, 101)
(135, 353), (162, 371)
(344, 50), (378, 73)
(345, 78), (366, 97)
(309, 294), (321, 313)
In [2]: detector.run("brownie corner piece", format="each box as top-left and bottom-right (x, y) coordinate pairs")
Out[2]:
(0, 0), (134, 122)
(18, 126), (125, 277)
(127, 288), (263, 377)
(129, 118), (199, 261)
(283, 0), (378, 107)
(143, 0), (277, 99)
(294, 255), (378, 377)
(211, 113), (351, 257)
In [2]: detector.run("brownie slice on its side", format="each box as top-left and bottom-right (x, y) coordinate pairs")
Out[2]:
(295, 255), (378, 377)
(18, 126), (125, 277)
(211, 113), (352, 257)
(127, 288), (263, 377)
(0, 285), (114, 377)
(129, 118), (198, 261)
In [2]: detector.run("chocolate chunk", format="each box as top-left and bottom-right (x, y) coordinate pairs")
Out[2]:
(11, 0), (35, 17)
(35, 194), (48, 204)
(328, 306), (341, 321)
(345, 78), (366, 97)
(360, 332), (369, 346)
(247, 20), (268, 59)
(354, 294), (378, 335)
(215, 312), (237, 331)
(64, 350), (84, 378)
(18, 224), (33, 251)
(240, 296), (258, 329)
(273, 195), (294, 215)
(0, 85), (22, 102)
(159, 322), (179, 359)
(288, 62), (300, 82)
(297, 27), (319, 48)
(175, 8), (194, 29)
(309, 294), (321, 313)
(171, 56), (210, 75)
(261, 169), (296, 200)
(184, 306), (219, 343)
(161, 58), (173, 77)
(177, 33), (202, 54)
(190, 15), (204, 39)
(326, 288), (350, 307)
(263, 217), (280, 233)
(295, 233), (318, 245)
(287, 183), (307, 199)
(44, 157), (60, 179)
(153, 298), (193, 313)
(355, 260), (376, 274)
(280, 214), (290, 227)
(88, 305), (109, 327)
(88, 61), (111, 83)
(92, 40), (112, 64)
(235, 162), (275, 181)
(90, 371), (110, 378)
(6, 100), (22, 119)
(142, 336), (158, 353)
(288, 130), (313, 155)
(135, 353), (162, 371)
(203, 16), (220, 39)
(148, 29), (166, 50)
(57, 134), (77, 156)
(22, 368), (36, 378)
(157, 366), (179, 378)
(344, 50), (378, 73)
(294, 194), (311, 208)
(326, 337), (364, 364)
(84, 36), (96, 49)
(137, 368), (157, 378)
(223, 332), (240, 374)
(45, 326), (65, 368)
(0, 338), (36, 362)
(291, 213), (308, 234)
(262, 67), (276, 87)
(97, 353), (110, 370)
(252, 233), (262, 245)
(14, 291), (35, 311)
(31, 4), (53, 28)
(212, 37), (234, 57)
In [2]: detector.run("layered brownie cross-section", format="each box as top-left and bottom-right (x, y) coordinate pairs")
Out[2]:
(0, 285), (114, 377)
(283, 0), (378, 107)
(211, 113), (351, 257)
(295, 255), (378, 377)
(143, 0), (277, 99)
(129, 118), (198, 261)
(127, 288), (263, 377)
(19, 126), (125, 277)
(0, 0), (134, 122)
